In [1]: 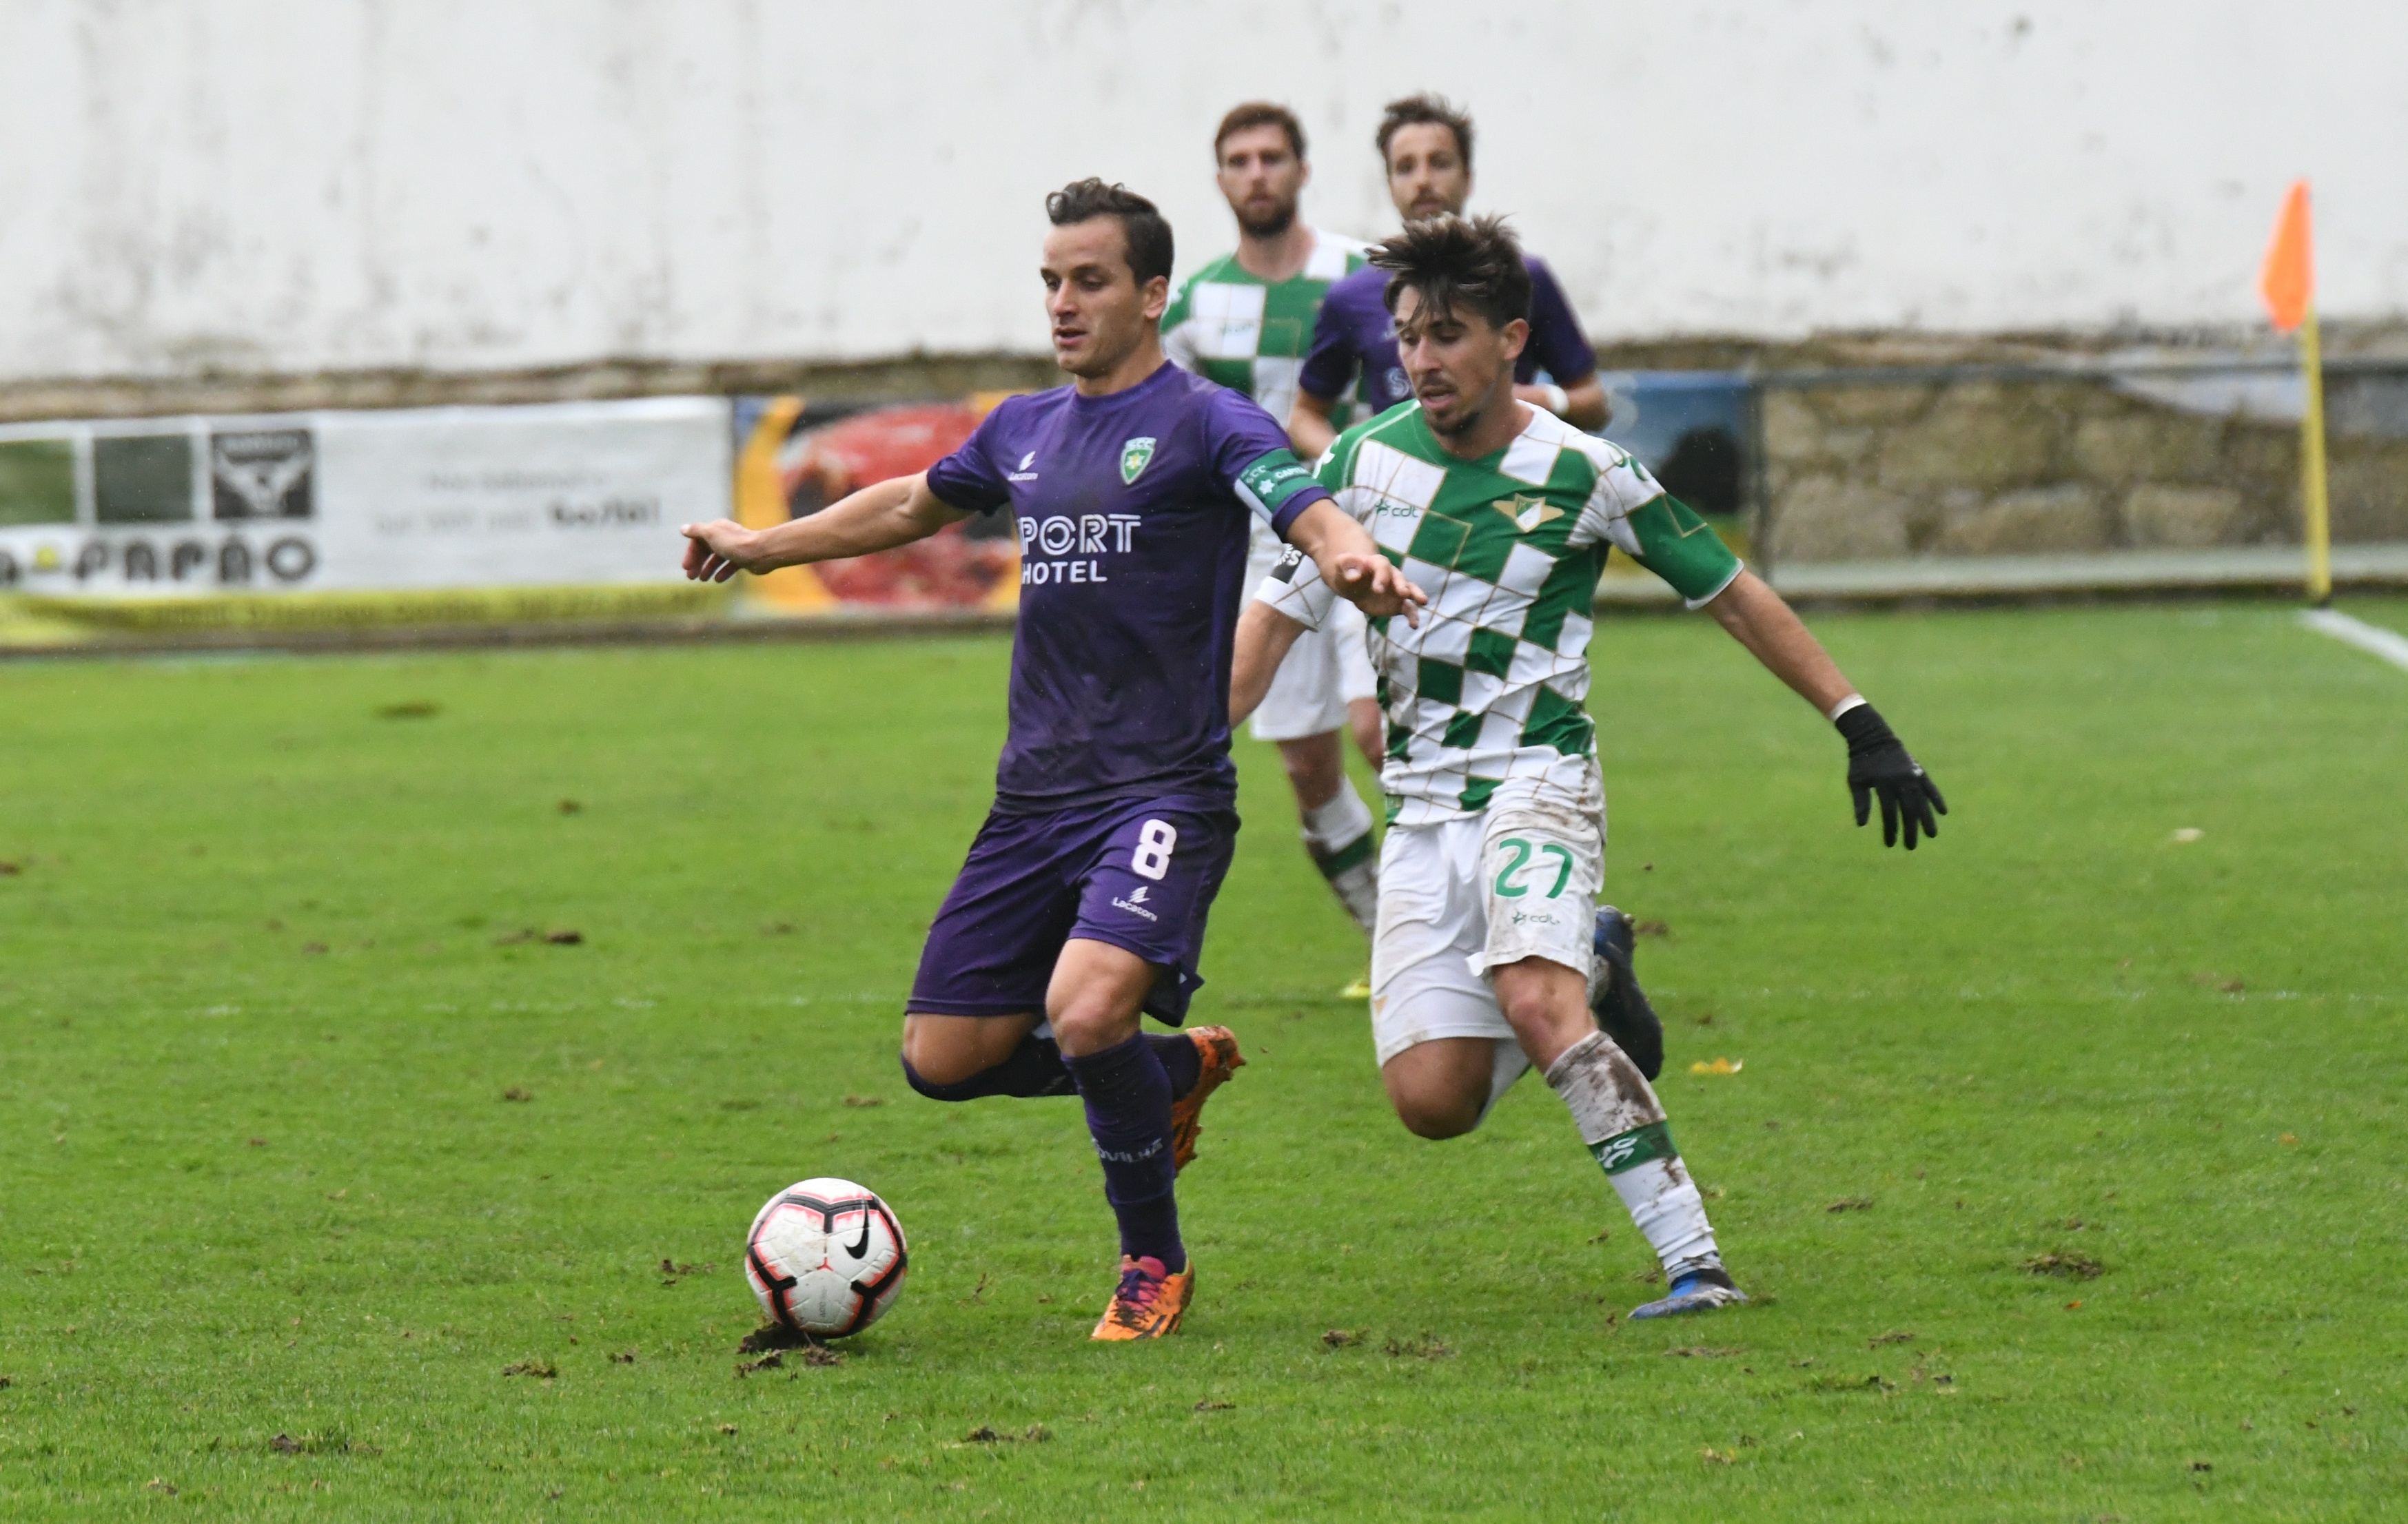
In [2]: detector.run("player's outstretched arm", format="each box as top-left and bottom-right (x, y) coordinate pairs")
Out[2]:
(1285, 500), (1426, 626)
(1703, 570), (1947, 850)
(1229, 601), (1308, 727)
(679, 473), (969, 583)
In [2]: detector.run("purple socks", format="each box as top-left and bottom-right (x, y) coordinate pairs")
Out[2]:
(1061, 1033), (1185, 1273)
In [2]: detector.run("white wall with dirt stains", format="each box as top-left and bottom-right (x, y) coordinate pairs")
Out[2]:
(1, 0), (2402, 380)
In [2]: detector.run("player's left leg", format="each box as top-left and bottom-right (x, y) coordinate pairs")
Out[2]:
(1478, 801), (1746, 1319)
(1058, 801), (1241, 1340)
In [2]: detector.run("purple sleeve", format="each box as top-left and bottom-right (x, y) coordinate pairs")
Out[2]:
(923, 404), (1012, 515)
(1205, 390), (1334, 539)
(1522, 257), (1598, 386)
(1296, 286), (1362, 403)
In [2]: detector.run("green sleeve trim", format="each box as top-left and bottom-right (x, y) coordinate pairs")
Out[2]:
(1624, 493), (1742, 604)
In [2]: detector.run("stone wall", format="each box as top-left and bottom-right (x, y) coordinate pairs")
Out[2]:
(1761, 371), (2408, 564)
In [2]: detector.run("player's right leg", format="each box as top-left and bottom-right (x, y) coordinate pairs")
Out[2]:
(1370, 816), (1533, 1136)
(1250, 596), (1380, 965)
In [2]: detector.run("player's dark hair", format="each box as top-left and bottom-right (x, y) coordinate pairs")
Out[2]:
(1045, 178), (1175, 287)
(1214, 101), (1307, 163)
(1376, 92), (1474, 172)
(1370, 214), (1530, 332)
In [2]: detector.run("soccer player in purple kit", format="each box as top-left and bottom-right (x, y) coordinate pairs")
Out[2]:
(1289, 94), (1609, 460)
(680, 179), (1424, 1341)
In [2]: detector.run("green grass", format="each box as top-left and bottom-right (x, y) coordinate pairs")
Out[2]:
(2, 599), (2405, 1519)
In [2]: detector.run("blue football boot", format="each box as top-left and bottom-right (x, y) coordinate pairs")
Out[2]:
(1630, 1264), (1750, 1320)
(1590, 906), (1664, 1081)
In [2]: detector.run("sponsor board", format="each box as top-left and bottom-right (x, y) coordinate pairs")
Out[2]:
(0, 397), (732, 599)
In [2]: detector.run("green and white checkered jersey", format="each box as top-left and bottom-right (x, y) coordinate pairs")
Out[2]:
(1258, 404), (1744, 826)
(1161, 231), (1369, 429)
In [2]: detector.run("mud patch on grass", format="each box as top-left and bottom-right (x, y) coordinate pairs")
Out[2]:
(2023, 1251), (2105, 1279)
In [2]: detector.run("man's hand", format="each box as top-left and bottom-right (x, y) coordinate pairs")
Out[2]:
(680, 519), (767, 583)
(1331, 552), (1427, 626)
(1835, 703), (1946, 849)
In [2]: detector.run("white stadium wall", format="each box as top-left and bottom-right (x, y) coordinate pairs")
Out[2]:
(2, 0), (2405, 383)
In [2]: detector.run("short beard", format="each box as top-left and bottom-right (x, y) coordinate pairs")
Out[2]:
(1238, 202), (1298, 240)
(1422, 398), (1484, 438)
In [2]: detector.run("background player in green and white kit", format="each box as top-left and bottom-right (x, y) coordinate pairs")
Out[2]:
(1163, 103), (1385, 985)
(1232, 217), (1946, 1319)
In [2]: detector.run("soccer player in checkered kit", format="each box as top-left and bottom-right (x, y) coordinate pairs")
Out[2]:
(1232, 216), (1944, 1319)
(681, 180), (1425, 1339)
(1159, 102), (1387, 985)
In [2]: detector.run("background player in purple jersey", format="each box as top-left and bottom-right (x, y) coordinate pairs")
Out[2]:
(679, 178), (1423, 1341)
(1289, 94), (1609, 460)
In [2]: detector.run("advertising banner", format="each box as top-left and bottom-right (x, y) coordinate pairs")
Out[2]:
(731, 395), (1020, 616)
(0, 396), (731, 600)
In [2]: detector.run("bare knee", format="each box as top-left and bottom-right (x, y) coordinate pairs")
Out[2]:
(901, 1013), (1034, 1087)
(1380, 1038), (1496, 1140)
(1277, 732), (1343, 812)
(1491, 958), (1594, 1071)
(1394, 1092), (1483, 1140)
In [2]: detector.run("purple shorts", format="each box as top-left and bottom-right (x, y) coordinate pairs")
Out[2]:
(908, 794), (1238, 1027)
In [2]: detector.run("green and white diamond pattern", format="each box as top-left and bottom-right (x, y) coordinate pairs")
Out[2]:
(1161, 231), (1368, 426)
(1262, 405), (1743, 825)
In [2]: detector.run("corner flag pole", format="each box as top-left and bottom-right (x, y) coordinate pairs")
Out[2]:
(2298, 302), (2333, 606)
(2258, 181), (2330, 606)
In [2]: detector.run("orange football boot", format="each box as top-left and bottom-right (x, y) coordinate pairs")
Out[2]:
(1167, 1024), (1245, 1173)
(1090, 1255), (1194, 1341)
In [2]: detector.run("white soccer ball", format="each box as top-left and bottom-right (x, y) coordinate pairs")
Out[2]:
(744, 1177), (909, 1338)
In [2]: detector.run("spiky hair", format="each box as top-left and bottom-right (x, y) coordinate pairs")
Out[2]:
(1369, 214), (1531, 332)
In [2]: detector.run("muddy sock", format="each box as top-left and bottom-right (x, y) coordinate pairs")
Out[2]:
(899, 1032), (1075, 1100)
(1543, 1030), (1720, 1277)
(1302, 779), (1379, 936)
(1145, 1031), (1202, 1100)
(1062, 1034), (1185, 1273)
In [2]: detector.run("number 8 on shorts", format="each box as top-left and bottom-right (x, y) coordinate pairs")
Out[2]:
(1131, 819), (1179, 881)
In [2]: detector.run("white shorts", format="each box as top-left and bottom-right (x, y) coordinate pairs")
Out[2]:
(1247, 529), (1378, 743)
(1368, 792), (1603, 1069)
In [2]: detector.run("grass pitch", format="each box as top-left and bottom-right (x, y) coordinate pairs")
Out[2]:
(2, 598), (2405, 1519)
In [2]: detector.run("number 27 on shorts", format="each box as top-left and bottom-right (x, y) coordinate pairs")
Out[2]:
(1493, 836), (1572, 898)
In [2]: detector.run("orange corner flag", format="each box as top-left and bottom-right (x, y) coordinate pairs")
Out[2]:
(2259, 180), (2314, 333)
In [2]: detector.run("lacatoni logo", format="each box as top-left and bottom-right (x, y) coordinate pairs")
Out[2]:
(1008, 451), (1039, 483)
(1111, 884), (1159, 921)
(1017, 513), (1141, 586)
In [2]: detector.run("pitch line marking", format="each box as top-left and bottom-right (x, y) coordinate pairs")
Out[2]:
(2300, 609), (2408, 673)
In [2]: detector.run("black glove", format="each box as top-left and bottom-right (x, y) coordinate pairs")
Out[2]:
(1835, 703), (1946, 850)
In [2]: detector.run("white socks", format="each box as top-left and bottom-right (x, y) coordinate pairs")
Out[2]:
(1544, 1031), (1721, 1279)
(1300, 778), (1378, 936)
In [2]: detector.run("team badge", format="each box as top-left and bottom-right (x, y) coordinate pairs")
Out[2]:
(1120, 437), (1158, 485)
(1496, 493), (1564, 533)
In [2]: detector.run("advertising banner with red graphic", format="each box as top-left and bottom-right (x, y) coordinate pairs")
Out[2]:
(731, 395), (1019, 615)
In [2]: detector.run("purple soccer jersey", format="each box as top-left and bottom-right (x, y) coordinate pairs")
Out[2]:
(1297, 253), (1598, 417)
(924, 361), (1331, 811)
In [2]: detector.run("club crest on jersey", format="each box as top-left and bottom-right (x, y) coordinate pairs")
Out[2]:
(1120, 436), (1157, 485)
(1496, 493), (1564, 533)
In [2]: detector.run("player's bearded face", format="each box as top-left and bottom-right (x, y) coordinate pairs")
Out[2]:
(1393, 287), (1524, 437)
(1215, 126), (1306, 238)
(1384, 124), (1471, 224)
(1040, 220), (1169, 379)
